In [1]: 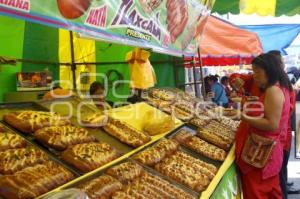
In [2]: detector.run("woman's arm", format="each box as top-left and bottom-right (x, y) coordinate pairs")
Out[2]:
(242, 86), (284, 131)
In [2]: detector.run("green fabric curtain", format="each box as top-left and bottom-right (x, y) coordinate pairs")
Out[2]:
(95, 42), (133, 102)
(150, 53), (185, 89)
(22, 22), (59, 81)
(212, 0), (300, 16)
(0, 16), (25, 102)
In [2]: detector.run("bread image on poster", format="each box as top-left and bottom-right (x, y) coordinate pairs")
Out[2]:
(166, 0), (188, 43)
(139, 0), (163, 14)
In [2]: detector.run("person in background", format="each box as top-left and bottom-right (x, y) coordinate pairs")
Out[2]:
(220, 76), (231, 97)
(236, 53), (293, 199)
(89, 81), (113, 111)
(43, 85), (73, 100)
(207, 75), (228, 107)
(268, 50), (300, 196)
(229, 73), (261, 98)
(294, 78), (300, 158)
(202, 76), (212, 98)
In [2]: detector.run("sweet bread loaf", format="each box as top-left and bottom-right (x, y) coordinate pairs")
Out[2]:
(189, 117), (211, 128)
(172, 107), (193, 122)
(0, 147), (48, 174)
(78, 175), (122, 199)
(81, 113), (108, 127)
(132, 138), (179, 166)
(103, 118), (150, 148)
(174, 129), (227, 161)
(207, 120), (235, 139)
(150, 89), (175, 101)
(62, 142), (120, 173)
(138, 172), (194, 199)
(34, 125), (96, 150)
(0, 124), (4, 132)
(218, 117), (240, 131)
(154, 151), (217, 192)
(197, 129), (231, 151)
(0, 131), (27, 151)
(113, 190), (147, 199)
(111, 171), (194, 199)
(146, 97), (172, 109)
(174, 101), (199, 115)
(195, 119), (236, 151)
(106, 162), (144, 184)
(0, 161), (74, 199)
(3, 111), (69, 133)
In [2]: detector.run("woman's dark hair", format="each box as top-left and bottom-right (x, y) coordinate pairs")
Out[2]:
(268, 50), (284, 68)
(52, 84), (62, 90)
(203, 76), (211, 94)
(220, 76), (229, 85)
(208, 75), (218, 83)
(252, 53), (292, 91)
(89, 81), (104, 95)
(268, 50), (281, 57)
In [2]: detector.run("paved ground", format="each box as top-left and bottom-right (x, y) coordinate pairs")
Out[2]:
(288, 103), (300, 199)
(287, 132), (300, 199)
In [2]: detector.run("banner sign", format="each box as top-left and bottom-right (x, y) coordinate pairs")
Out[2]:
(0, 0), (214, 57)
(210, 164), (242, 199)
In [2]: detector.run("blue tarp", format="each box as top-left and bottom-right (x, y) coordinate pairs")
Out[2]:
(240, 24), (300, 55)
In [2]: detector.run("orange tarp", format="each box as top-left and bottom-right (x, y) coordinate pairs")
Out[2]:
(198, 16), (263, 57)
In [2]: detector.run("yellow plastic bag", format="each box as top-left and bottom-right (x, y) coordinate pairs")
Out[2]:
(142, 110), (175, 136)
(125, 48), (157, 89)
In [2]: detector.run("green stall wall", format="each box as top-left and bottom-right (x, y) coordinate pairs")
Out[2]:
(22, 22), (59, 81)
(150, 53), (185, 89)
(0, 16), (25, 102)
(95, 42), (133, 103)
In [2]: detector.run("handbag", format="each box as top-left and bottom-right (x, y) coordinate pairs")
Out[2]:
(241, 133), (276, 168)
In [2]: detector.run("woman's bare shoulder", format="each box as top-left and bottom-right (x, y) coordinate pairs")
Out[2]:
(265, 85), (284, 99)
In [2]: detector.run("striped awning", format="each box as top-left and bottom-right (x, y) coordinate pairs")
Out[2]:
(213, 0), (300, 16)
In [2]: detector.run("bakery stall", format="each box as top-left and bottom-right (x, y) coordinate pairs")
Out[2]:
(0, 1), (242, 199)
(0, 89), (241, 199)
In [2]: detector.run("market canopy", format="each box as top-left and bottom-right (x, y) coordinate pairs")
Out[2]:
(185, 16), (263, 66)
(200, 16), (262, 57)
(0, 0), (214, 57)
(240, 24), (300, 55)
(213, 0), (300, 16)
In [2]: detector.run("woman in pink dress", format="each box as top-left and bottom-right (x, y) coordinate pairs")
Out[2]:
(235, 53), (293, 199)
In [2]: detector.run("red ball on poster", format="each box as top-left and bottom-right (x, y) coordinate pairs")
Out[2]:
(57, 0), (92, 19)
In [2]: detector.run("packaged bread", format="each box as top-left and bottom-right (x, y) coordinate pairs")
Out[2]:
(142, 110), (175, 135)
